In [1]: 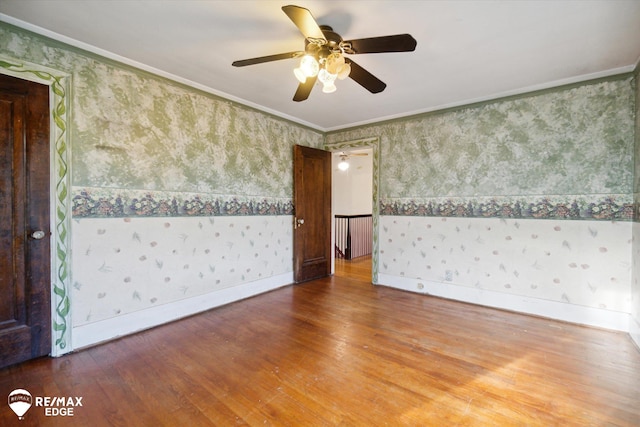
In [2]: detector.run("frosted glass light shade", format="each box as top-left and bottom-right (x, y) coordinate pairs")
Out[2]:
(299, 55), (319, 77)
(322, 83), (337, 93)
(337, 62), (351, 80)
(318, 68), (337, 85)
(325, 53), (344, 74)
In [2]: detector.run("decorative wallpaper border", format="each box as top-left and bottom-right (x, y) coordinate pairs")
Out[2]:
(381, 194), (633, 221)
(0, 56), (73, 355)
(72, 187), (294, 218)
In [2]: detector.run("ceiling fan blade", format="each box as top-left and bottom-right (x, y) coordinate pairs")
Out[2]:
(343, 34), (417, 54)
(293, 75), (317, 102)
(232, 51), (304, 67)
(346, 59), (386, 94)
(282, 5), (326, 43)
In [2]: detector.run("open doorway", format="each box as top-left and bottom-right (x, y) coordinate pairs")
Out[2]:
(325, 137), (380, 283)
(325, 138), (379, 284)
(331, 147), (373, 282)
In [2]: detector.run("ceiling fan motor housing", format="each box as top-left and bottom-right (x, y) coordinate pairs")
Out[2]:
(304, 25), (344, 59)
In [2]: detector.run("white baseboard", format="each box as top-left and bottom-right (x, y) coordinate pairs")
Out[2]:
(378, 273), (630, 332)
(72, 272), (293, 350)
(71, 271), (634, 350)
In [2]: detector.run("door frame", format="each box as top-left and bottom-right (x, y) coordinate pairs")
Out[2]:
(324, 137), (380, 284)
(0, 55), (73, 357)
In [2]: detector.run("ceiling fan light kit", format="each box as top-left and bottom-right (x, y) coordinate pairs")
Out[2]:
(294, 54), (319, 82)
(232, 5), (417, 102)
(294, 34), (352, 93)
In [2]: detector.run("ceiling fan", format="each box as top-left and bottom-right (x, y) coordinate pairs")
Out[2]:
(232, 5), (417, 102)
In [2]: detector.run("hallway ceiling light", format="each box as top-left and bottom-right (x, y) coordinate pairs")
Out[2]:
(335, 151), (368, 171)
(338, 155), (349, 171)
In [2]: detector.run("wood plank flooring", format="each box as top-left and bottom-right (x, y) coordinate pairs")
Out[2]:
(1, 257), (639, 426)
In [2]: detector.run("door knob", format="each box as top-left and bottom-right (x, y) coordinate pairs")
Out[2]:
(31, 230), (46, 240)
(295, 217), (305, 229)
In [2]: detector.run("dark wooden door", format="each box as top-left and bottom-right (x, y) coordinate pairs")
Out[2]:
(293, 145), (331, 283)
(0, 74), (51, 368)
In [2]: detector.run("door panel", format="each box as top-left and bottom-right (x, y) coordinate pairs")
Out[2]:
(0, 74), (51, 368)
(293, 145), (331, 283)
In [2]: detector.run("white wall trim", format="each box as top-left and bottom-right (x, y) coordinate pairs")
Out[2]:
(378, 273), (630, 332)
(630, 315), (640, 350)
(72, 272), (293, 350)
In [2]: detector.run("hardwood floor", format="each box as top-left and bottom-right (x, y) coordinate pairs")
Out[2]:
(334, 255), (372, 281)
(2, 257), (639, 426)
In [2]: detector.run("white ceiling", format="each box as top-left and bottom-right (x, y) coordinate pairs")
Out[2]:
(1, 0), (639, 131)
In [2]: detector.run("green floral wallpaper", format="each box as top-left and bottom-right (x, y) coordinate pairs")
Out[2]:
(327, 77), (635, 202)
(72, 60), (322, 196)
(0, 23), (323, 203)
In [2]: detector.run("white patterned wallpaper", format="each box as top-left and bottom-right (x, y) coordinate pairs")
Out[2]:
(380, 216), (632, 312)
(71, 216), (292, 326)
